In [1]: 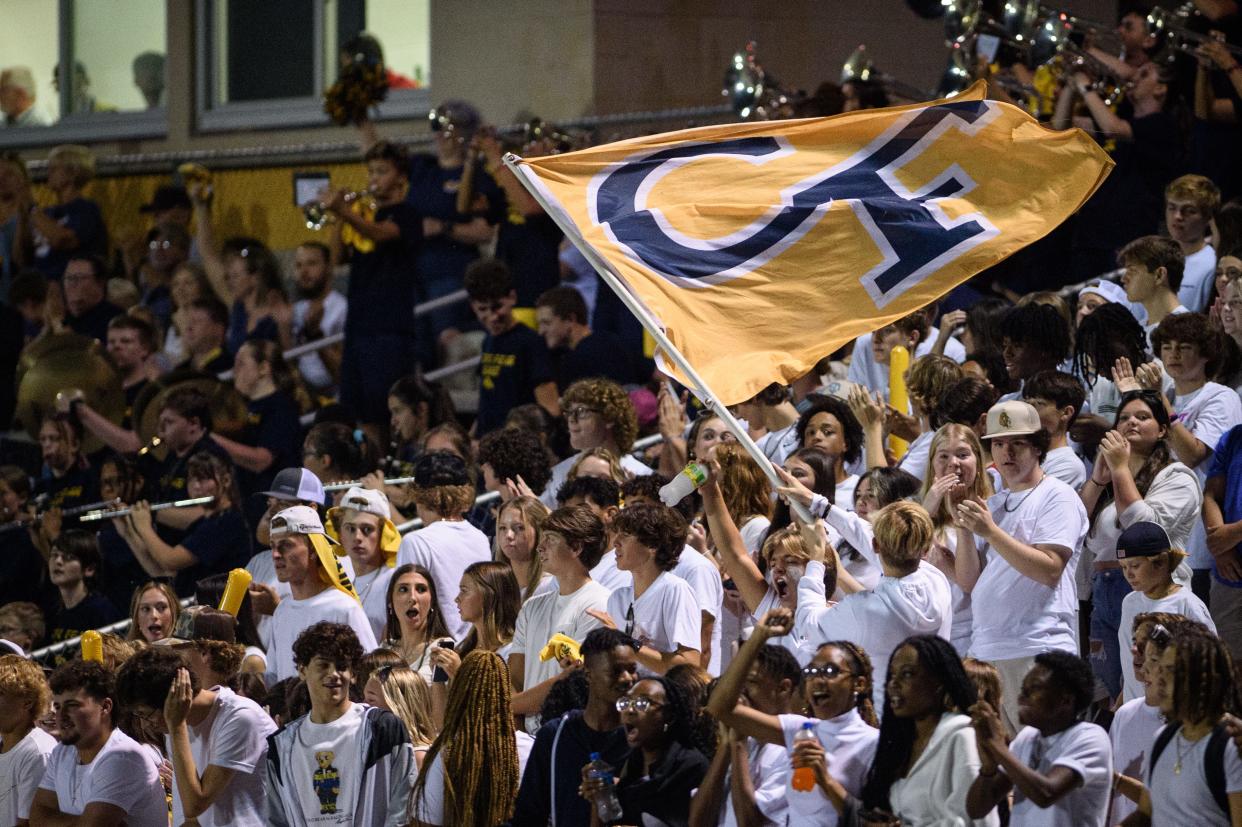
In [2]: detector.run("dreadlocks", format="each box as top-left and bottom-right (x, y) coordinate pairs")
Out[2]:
(410, 650), (518, 826)
(1073, 303), (1148, 389)
(1167, 627), (1238, 727)
(825, 639), (879, 727)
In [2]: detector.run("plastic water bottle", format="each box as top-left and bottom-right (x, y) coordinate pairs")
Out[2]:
(587, 752), (624, 821)
(659, 462), (709, 506)
(791, 721), (818, 792)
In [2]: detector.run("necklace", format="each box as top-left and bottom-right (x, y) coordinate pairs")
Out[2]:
(1003, 476), (1045, 513)
(353, 568), (382, 605)
(1173, 731), (1188, 775)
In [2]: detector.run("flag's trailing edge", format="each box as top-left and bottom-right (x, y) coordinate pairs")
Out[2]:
(505, 81), (1113, 406)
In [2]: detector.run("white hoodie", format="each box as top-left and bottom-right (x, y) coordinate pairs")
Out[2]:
(797, 557), (952, 709)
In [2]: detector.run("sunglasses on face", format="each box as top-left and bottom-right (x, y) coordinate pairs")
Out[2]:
(802, 664), (852, 680)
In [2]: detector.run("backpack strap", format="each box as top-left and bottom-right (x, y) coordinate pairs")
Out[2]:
(1206, 724), (1231, 816)
(1149, 722), (1181, 778)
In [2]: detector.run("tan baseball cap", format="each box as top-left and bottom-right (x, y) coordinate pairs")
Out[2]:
(982, 400), (1041, 440)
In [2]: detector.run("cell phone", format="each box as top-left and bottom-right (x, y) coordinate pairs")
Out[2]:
(976, 34), (1000, 63)
(431, 640), (455, 683)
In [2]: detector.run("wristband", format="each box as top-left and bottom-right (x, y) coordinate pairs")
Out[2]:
(979, 767), (998, 777)
(1090, 476), (1109, 487)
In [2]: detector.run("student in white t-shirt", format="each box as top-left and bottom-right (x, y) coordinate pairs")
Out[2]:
(540, 378), (653, 508)
(622, 475), (725, 676)
(255, 505), (377, 682)
(509, 504), (611, 732)
(555, 476), (629, 592)
(706, 608), (880, 827)
(966, 651), (1113, 827)
(0, 655), (56, 827)
(116, 646), (276, 827)
(1116, 521), (1216, 700)
(954, 401), (1089, 735)
(31, 661), (167, 827)
(265, 621), (415, 826)
(795, 501), (953, 709)
(848, 306), (965, 402)
(1134, 626), (1242, 826)
(1022, 370), (1088, 490)
(327, 486), (401, 643)
(1165, 174), (1220, 314)
(395, 451), (493, 640)
(596, 503), (701, 675)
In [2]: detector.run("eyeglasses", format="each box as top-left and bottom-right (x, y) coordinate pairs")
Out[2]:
(615, 696), (664, 713)
(148, 240), (174, 251)
(802, 664), (852, 680)
(564, 407), (599, 423)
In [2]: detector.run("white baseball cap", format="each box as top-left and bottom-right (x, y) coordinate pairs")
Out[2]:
(982, 400), (1042, 440)
(1078, 279), (1128, 306)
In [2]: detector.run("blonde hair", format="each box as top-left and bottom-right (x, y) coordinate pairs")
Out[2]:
(1166, 173), (1221, 218)
(567, 447), (626, 483)
(47, 144), (96, 187)
(918, 424), (993, 528)
(871, 501), (933, 568)
(0, 654), (50, 726)
(126, 581), (180, 642)
(376, 665), (437, 747)
(494, 496), (550, 602)
(716, 443), (774, 523)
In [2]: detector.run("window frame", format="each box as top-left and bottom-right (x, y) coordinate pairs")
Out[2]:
(194, 0), (430, 134)
(0, 0), (169, 149)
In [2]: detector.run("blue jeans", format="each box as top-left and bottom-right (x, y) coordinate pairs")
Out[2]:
(1089, 569), (1133, 699)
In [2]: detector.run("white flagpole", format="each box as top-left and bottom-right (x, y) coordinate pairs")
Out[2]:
(503, 152), (812, 524)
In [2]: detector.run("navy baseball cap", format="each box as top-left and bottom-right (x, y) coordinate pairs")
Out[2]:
(1116, 521), (1172, 559)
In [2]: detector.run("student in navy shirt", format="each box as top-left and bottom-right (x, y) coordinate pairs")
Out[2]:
(331, 140), (424, 427)
(536, 285), (645, 391)
(115, 451), (251, 597)
(464, 258), (557, 436)
(29, 144), (107, 279)
(60, 254), (122, 343)
(44, 530), (122, 660)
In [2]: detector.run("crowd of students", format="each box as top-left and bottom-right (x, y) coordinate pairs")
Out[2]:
(3, 2), (1242, 825)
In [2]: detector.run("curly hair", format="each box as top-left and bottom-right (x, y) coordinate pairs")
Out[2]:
(1000, 303), (1072, 367)
(1165, 626), (1238, 726)
(116, 646), (202, 713)
(1151, 312), (1224, 377)
(0, 655), (50, 726)
(906, 354), (963, 419)
(478, 427), (552, 494)
(714, 443), (774, 524)
(292, 622), (364, 671)
(796, 394), (863, 465)
(562, 378), (638, 452)
(411, 483), (475, 518)
(1034, 650), (1096, 715)
(862, 636), (977, 813)
(195, 639), (246, 679)
(555, 475), (621, 509)
(49, 659), (115, 705)
(611, 503), (687, 571)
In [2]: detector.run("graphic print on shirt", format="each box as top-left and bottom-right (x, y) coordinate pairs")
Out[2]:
(313, 750), (341, 814)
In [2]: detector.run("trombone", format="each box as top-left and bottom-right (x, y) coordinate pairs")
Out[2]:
(722, 41), (795, 120)
(323, 476), (416, 493)
(77, 496), (215, 523)
(841, 45), (932, 102)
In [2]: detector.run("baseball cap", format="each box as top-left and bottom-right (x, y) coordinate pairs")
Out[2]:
(1117, 521), (1173, 559)
(326, 487), (401, 564)
(270, 505), (359, 602)
(1078, 280), (1128, 306)
(140, 185), (192, 214)
(261, 468), (325, 504)
(413, 451), (470, 488)
(156, 606), (237, 646)
(982, 400), (1042, 440)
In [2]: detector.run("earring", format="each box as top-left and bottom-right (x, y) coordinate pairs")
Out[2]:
(663, 722), (670, 732)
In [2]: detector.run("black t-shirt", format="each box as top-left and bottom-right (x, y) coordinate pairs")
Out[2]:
(178, 346), (234, 377)
(552, 330), (643, 392)
(123, 379), (148, 430)
(148, 433), (234, 503)
(47, 592), (122, 663)
(97, 524), (149, 614)
(34, 198), (108, 279)
(242, 391), (302, 489)
(66, 300), (124, 344)
(345, 201), (423, 336)
(496, 212), (564, 307)
(405, 153), (505, 286)
(476, 323), (553, 436)
(0, 529), (47, 608)
(33, 464), (99, 517)
(175, 508), (251, 596)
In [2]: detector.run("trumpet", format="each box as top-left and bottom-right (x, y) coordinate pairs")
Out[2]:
(303, 189), (375, 231)
(323, 476), (416, 493)
(1148, 6), (1242, 59)
(77, 496), (215, 523)
(0, 498), (122, 533)
(722, 41), (795, 120)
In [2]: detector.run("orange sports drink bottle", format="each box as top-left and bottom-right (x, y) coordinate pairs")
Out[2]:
(792, 721), (817, 791)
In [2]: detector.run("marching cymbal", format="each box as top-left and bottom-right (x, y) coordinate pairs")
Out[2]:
(15, 342), (124, 455)
(134, 372), (249, 461)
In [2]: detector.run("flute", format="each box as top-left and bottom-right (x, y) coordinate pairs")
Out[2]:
(323, 476), (416, 493)
(0, 498), (123, 533)
(77, 496), (215, 523)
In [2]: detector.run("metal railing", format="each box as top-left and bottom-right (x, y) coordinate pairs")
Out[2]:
(30, 597), (198, 664)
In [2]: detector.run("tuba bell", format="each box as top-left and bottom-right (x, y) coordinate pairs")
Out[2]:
(841, 45), (933, 102)
(722, 42), (795, 120)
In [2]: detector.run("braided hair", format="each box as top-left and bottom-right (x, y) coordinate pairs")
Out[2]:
(1166, 627), (1239, 727)
(410, 650), (518, 826)
(823, 640), (879, 727)
(861, 636), (977, 813)
(1073, 303), (1148, 390)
